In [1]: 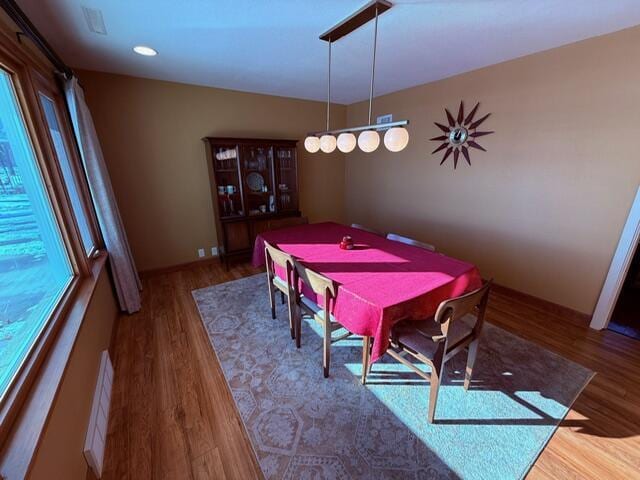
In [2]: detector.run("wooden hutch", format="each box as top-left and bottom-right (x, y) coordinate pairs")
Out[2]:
(204, 137), (302, 268)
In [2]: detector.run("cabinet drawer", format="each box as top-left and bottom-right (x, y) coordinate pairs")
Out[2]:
(224, 221), (250, 253)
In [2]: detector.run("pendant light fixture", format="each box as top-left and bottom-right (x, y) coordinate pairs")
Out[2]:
(337, 132), (357, 153)
(304, 136), (320, 153)
(384, 126), (409, 151)
(304, 0), (409, 154)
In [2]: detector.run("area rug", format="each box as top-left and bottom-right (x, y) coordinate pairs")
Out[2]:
(192, 275), (594, 480)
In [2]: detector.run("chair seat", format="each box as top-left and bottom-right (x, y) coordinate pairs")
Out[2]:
(300, 296), (337, 323)
(272, 275), (289, 292)
(392, 315), (474, 360)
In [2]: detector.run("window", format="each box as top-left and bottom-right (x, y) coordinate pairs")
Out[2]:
(0, 69), (73, 398)
(39, 93), (96, 255)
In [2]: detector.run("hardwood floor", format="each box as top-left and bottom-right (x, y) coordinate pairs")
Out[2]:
(102, 261), (263, 480)
(102, 261), (640, 479)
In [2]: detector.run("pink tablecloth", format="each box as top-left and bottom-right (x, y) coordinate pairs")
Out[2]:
(253, 222), (483, 362)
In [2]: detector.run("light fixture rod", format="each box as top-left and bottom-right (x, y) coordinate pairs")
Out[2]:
(309, 119), (409, 137)
(367, 4), (379, 125)
(326, 40), (331, 131)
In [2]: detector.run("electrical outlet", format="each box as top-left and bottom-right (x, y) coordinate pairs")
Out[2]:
(197, 248), (205, 258)
(211, 247), (218, 256)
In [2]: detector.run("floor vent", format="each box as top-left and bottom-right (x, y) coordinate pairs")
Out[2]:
(83, 350), (113, 478)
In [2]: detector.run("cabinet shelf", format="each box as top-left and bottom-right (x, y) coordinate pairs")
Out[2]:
(205, 137), (300, 269)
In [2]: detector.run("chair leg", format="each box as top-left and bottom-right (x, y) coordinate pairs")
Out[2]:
(280, 291), (285, 305)
(428, 362), (443, 423)
(464, 340), (479, 391)
(295, 309), (302, 349)
(267, 279), (276, 320)
(361, 336), (371, 385)
(286, 292), (295, 340)
(323, 317), (331, 378)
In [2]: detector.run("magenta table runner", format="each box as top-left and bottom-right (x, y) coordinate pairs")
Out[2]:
(253, 222), (483, 362)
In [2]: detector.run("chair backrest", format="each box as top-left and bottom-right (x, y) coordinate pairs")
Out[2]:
(351, 223), (384, 236)
(386, 232), (436, 252)
(434, 280), (492, 339)
(293, 260), (337, 312)
(269, 216), (308, 231)
(264, 241), (295, 283)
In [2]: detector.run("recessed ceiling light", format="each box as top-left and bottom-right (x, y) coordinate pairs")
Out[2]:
(133, 45), (157, 56)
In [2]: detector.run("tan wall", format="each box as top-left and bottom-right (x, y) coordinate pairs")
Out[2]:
(29, 268), (118, 479)
(76, 70), (346, 272)
(77, 26), (640, 312)
(345, 26), (640, 314)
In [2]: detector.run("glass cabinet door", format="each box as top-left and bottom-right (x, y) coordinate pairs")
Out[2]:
(212, 145), (244, 218)
(242, 145), (275, 216)
(274, 146), (297, 212)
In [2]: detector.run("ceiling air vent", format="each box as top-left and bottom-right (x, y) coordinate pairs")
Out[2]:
(82, 6), (107, 35)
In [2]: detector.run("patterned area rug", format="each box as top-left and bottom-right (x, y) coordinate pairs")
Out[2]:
(193, 275), (593, 480)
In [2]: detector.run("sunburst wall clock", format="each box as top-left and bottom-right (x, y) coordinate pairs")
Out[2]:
(430, 102), (493, 169)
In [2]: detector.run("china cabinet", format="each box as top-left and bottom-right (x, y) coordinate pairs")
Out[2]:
(204, 137), (301, 268)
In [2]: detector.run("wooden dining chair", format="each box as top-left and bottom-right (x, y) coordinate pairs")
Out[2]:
(293, 260), (351, 377)
(386, 232), (436, 252)
(264, 241), (297, 340)
(351, 223), (384, 236)
(363, 280), (492, 423)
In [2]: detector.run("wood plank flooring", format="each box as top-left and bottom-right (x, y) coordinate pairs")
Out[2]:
(102, 261), (640, 479)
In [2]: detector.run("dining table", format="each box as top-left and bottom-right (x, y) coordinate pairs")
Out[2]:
(252, 222), (483, 368)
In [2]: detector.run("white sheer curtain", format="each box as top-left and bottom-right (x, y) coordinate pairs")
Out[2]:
(65, 76), (141, 313)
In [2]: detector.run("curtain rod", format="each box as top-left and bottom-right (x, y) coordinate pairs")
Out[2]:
(0, 0), (73, 78)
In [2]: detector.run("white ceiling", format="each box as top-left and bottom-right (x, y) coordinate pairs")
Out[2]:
(17, 0), (640, 104)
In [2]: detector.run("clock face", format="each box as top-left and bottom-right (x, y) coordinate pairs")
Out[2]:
(449, 126), (468, 146)
(430, 101), (494, 169)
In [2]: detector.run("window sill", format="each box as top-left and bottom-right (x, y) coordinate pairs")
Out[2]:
(0, 252), (109, 480)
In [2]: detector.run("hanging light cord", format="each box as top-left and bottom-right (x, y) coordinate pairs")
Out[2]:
(367, 5), (379, 125)
(326, 40), (332, 131)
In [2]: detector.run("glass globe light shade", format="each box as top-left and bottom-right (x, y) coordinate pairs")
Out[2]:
(358, 130), (380, 153)
(337, 133), (357, 153)
(320, 134), (337, 153)
(384, 127), (409, 152)
(304, 136), (320, 153)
